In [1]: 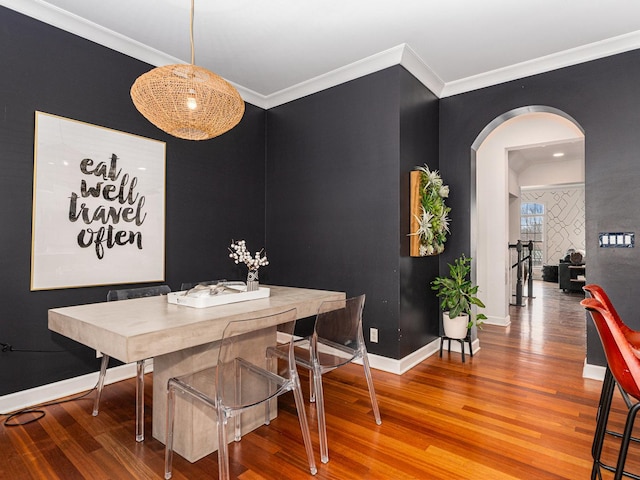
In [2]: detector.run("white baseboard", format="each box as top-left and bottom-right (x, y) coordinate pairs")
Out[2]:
(0, 360), (153, 414)
(362, 338), (442, 375)
(361, 337), (479, 375)
(3, 346), (602, 413)
(1, 340), (447, 411)
(483, 315), (511, 327)
(583, 360), (606, 381)
(2, 337), (488, 412)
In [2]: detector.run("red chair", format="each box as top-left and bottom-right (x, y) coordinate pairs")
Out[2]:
(581, 297), (640, 480)
(584, 284), (640, 349)
(583, 284), (640, 449)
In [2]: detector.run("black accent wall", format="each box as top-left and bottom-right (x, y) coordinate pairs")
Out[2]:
(266, 66), (441, 359)
(0, 7), (266, 396)
(5, 2), (630, 397)
(440, 49), (640, 367)
(1, 7), (441, 396)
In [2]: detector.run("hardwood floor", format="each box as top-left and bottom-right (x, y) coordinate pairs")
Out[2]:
(2, 281), (639, 479)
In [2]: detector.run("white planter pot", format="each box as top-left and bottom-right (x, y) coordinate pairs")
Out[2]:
(443, 311), (469, 339)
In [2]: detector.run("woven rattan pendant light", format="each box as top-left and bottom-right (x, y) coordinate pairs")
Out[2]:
(130, 0), (244, 141)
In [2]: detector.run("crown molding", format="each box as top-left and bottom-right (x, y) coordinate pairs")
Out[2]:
(263, 44), (403, 108)
(399, 43), (446, 97)
(262, 44), (445, 109)
(6, 0), (640, 107)
(440, 30), (640, 98)
(2, 0), (265, 106)
(521, 182), (585, 192)
(3, 0), (182, 68)
(1, 1), (443, 108)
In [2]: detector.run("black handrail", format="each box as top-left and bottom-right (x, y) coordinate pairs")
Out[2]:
(508, 240), (534, 306)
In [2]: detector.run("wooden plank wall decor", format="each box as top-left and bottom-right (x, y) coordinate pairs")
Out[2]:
(410, 170), (422, 257)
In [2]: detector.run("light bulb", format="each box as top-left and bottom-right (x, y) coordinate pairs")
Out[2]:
(186, 96), (197, 110)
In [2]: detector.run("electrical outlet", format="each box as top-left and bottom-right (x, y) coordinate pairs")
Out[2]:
(370, 327), (378, 343)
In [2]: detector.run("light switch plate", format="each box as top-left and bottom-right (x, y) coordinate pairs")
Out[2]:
(370, 328), (378, 343)
(599, 232), (634, 248)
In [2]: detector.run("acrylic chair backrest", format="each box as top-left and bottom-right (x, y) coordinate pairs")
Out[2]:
(107, 285), (171, 301)
(180, 279), (228, 291)
(583, 284), (640, 349)
(215, 308), (298, 409)
(313, 294), (366, 366)
(582, 298), (640, 401)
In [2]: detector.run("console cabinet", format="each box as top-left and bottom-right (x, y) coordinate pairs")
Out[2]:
(559, 263), (585, 293)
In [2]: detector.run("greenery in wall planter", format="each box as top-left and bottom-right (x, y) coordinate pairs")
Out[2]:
(412, 164), (451, 256)
(431, 254), (487, 338)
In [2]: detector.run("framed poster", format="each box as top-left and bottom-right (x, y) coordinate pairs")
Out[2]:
(31, 111), (166, 290)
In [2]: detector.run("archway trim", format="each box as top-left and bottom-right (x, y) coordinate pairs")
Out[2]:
(471, 105), (585, 152)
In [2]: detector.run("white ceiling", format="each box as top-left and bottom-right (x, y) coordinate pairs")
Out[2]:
(6, 0), (640, 109)
(509, 139), (585, 175)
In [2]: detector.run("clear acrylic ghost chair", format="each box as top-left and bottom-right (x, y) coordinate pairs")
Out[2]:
(179, 279), (228, 291)
(164, 308), (317, 480)
(94, 285), (171, 442)
(270, 294), (381, 463)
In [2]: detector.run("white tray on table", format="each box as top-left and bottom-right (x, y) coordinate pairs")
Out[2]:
(167, 286), (270, 308)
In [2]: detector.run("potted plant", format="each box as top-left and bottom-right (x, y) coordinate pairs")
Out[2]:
(228, 239), (269, 291)
(430, 254), (487, 339)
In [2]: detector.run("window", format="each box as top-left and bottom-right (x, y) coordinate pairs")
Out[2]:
(520, 202), (544, 267)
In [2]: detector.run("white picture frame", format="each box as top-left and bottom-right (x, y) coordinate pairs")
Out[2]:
(31, 111), (166, 290)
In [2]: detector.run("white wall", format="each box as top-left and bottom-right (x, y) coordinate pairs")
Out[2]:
(508, 167), (521, 244)
(507, 149), (585, 249)
(521, 185), (585, 265)
(508, 194), (521, 244)
(508, 167), (520, 195)
(476, 112), (583, 326)
(519, 157), (584, 186)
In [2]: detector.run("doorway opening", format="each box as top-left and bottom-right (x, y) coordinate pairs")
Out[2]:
(470, 106), (585, 328)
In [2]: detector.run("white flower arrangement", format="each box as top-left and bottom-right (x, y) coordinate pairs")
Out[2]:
(412, 164), (451, 256)
(228, 240), (269, 271)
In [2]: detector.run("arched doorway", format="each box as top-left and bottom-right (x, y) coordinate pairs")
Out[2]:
(470, 106), (585, 327)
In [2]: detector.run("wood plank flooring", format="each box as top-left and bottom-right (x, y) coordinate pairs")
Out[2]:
(2, 281), (639, 479)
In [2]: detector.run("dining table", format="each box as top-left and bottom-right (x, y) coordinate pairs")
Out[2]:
(48, 284), (345, 462)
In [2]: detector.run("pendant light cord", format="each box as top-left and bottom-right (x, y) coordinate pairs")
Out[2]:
(190, 0), (195, 65)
